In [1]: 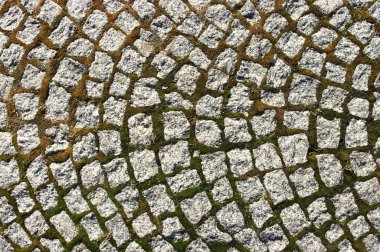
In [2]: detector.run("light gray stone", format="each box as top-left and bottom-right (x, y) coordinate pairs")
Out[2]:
(50, 211), (78, 242)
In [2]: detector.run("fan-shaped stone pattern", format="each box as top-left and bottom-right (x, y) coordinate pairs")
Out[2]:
(0, 0), (379, 251)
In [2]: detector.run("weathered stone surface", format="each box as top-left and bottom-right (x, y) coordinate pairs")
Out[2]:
(0, 2), (377, 250)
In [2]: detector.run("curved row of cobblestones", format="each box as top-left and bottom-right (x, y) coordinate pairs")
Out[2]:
(0, 0), (379, 251)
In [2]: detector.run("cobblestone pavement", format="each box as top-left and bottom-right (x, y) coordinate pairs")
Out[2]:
(0, 0), (380, 251)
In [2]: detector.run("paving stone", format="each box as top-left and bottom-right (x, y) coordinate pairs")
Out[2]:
(50, 211), (78, 242)
(298, 13), (318, 35)
(204, 4), (231, 31)
(352, 64), (371, 91)
(150, 235), (175, 251)
(64, 187), (90, 214)
(349, 21), (374, 44)
(281, 203), (310, 236)
(131, 78), (160, 107)
(174, 65), (199, 95)
(211, 177), (233, 203)
(260, 224), (288, 252)
(80, 213), (103, 240)
(11, 182), (34, 213)
(298, 48), (326, 75)
(325, 62), (346, 84)
(261, 90), (286, 107)
(199, 25), (225, 49)
(53, 58), (85, 88)
(283, 110), (310, 130)
(50, 159), (77, 188)
(86, 81), (103, 98)
(314, 0), (343, 14)
(235, 228), (266, 251)
(226, 19), (249, 47)
(350, 151), (376, 177)
(168, 169), (201, 193)
(83, 10), (107, 40)
(125, 241), (145, 252)
(0, 133), (16, 156)
(118, 47), (146, 75)
(246, 35), (272, 59)
(38, 0), (62, 24)
(67, 0), (92, 20)
(40, 238), (63, 251)
(345, 119), (368, 148)
(289, 167), (319, 198)
(227, 148), (254, 177)
(36, 184), (58, 210)
(163, 111), (190, 141)
(364, 36), (380, 59)
(45, 124), (69, 155)
(331, 188), (358, 221)
(215, 48), (238, 74)
(106, 214), (130, 246)
(264, 170), (294, 205)
(0, 2), (378, 250)
(17, 17), (40, 44)
(316, 154), (343, 187)
(132, 213), (156, 237)
(317, 116), (340, 149)
(180, 192), (212, 224)
(329, 7), (352, 29)
(159, 140), (190, 174)
(226, 83), (253, 114)
(197, 217), (232, 243)
(45, 83), (70, 120)
(128, 113), (153, 145)
(98, 130), (122, 156)
(4, 222), (31, 248)
(0, 43), (24, 72)
(319, 86), (348, 112)
(143, 184), (175, 216)
(236, 176), (265, 202)
(189, 48), (210, 70)
(186, 238), (210, 252)
(276, 32), (305, 58)
(250, 198), (273, 228)
(266, 56), (291, 88)
(216, 202), (245, 233)
(0, 6), (24, 31)
(334, 38), (360, 64)
(278, 133), (309, 167)
(103, 97), (126, 126)
(88, 188), (117, 218)
(196, 95), (222, 118)
(89, 52), (113, 81)
(237, 61), (267, 85)
(200, 152), (228, 183)
(25, 210), (49, 236)
(80, 161), (104, 189)
(152, 52), (176, 78)
(348, 215), (370, 239)
(0, 196), (16, 224)
(355, 178), (380, 205)
(130, 149), (158, 182)
(296, 233), (326, 252)
(325, 223), (344, 243)
(115, 186), (139, 218)
(48, 17), (75, 47)
(73, 133), (98, 160)
(251, 110), (277, 138)
(288, 74), (319, 105)
(162, 216), (189, 241)
(364, 234), (380, 252)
